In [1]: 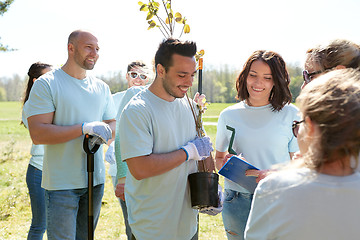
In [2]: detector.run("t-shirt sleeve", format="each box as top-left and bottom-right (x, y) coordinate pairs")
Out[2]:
(22, 104), (28, 128)
(102, 87), (117, 120)
(215, 111), (230, 152)
(119, 104), (153, 161)
(114, 88), (146, 179)
(26, 79), (55, 118)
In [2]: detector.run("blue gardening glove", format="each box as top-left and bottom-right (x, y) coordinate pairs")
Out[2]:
(181, 136), (213, 161)
(199, 185), (224, 216)
(105, 142), (115, 164)
(82, 121), (112, 144)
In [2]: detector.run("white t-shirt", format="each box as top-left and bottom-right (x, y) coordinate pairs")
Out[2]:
(216, 101), (299, 193)
(119, 88), (198, 240)
(245, 168), (360, 240)
(25, 68), (116, 190)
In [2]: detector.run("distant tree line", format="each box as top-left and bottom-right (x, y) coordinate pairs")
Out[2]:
(0, 64), (303, 103)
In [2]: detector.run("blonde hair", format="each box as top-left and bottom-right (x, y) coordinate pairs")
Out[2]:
(296, 68), (360, 170)
(305, 39), (360, 71)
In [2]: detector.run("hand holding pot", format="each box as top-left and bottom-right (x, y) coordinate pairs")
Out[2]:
(181, 136), (213, 161)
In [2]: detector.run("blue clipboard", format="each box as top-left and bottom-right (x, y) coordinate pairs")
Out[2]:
(218, 156), (259, 193)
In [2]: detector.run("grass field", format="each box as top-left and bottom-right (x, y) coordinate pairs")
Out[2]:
(0, 101), (233, 240)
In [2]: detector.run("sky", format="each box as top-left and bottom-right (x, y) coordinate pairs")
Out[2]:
(0, 0), (360, 78)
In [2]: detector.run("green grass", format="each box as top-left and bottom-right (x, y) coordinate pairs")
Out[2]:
(204, 102), (233, 117)
(0, 101), (230, 239)
(203, 117), (218, 122)
(0, 101), (23, 120)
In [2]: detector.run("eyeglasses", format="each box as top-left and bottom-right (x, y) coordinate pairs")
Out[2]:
(128, 71), (148, 80)
(302, 70), (323, 84)
(292, 120), (304, 138)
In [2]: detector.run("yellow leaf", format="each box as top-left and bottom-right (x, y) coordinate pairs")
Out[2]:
(147, 21), (156, 30)
(146, 12), (153, 20)
(184, 24), (190, 33)
(154, 2), (160, 7)
(140, 4), (148, 11)
(166, 17), (169, 24)
(166, 2), (171, 9)
(175, 17), (182, 23)
(175, 12), (182, 18)
(138, 1), (143, 5)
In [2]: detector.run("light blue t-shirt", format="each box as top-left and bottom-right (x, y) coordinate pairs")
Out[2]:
(245, 168), (360, 240)
(22, 106), (44, 171)
(108, 90), (126, 177)
(119, 89), (198, 240)
(216, 101), (299, 193)
(25, 68), (116, 190)
(113, 86), (147, 179)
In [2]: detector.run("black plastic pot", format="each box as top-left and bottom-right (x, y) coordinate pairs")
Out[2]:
(188, 172), (219, 209)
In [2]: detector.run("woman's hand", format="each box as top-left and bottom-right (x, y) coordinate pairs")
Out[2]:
(215, 151), (234, 170)
(245, 169), (273, 183)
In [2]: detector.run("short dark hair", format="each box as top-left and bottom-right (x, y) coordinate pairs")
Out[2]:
(68, 30), (82, 45)
(127, 61), (147, 72)
(154, 38), (197, 72)
(236, 50), (292, 111)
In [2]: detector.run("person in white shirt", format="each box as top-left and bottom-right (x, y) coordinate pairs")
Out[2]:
(245, 68), (360, 240)
(215, 50), (299, 240)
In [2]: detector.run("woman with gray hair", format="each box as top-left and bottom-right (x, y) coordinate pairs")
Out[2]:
(302, 38), (360, 88)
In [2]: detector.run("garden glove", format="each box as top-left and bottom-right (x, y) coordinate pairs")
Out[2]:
(82, 121), (112, 145)
(181, 136), (213, 161)
(105, 142), (116, 164)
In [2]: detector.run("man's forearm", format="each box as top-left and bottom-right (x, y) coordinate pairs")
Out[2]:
(28, 122), (82, 145)
(126, 149), (188, 180)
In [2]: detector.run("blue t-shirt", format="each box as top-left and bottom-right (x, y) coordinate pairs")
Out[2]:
(25, 68), (116, 190)
(216, 101), (299, 193)
(119, 88), (198, 240)
(114, 86), (147, 179)
(108, 90), (126, 177)
(22, 106), (44, 170)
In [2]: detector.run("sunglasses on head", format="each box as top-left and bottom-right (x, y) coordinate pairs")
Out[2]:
(292, 120), (304, 138)
(302, 70), (323, 84)
(128, 71), (148, 80)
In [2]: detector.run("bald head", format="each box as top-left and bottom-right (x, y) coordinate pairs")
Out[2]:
(68, 30), (97, 46)
(64, 30), (99, 72)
